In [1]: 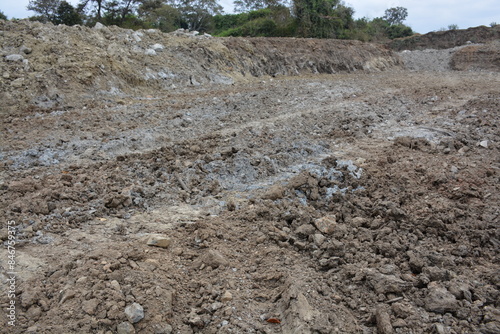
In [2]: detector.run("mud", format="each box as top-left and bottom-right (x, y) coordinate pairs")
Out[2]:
(1, 21), (499, 334)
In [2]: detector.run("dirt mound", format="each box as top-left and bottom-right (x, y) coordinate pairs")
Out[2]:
(0, 20), (400, 116)
(388, 25), (500, 51)
(451, 40), (500, 71)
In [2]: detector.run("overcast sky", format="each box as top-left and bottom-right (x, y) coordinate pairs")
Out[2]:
(1, 0), (498, 34)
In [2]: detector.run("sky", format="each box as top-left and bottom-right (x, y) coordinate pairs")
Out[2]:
(0, 0), (498, 34)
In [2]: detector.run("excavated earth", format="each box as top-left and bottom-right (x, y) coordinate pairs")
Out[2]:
(0, 20), (499, 334)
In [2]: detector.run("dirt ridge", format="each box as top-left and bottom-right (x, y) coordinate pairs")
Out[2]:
(1, 19), (400, 115)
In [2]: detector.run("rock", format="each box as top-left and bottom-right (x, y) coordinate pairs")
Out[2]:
(59, 288), (76, 304)
(392, 319), (406, 328)
(424, 282), (459, 314)
(195, 249), (228, 269)
(391, 302), (415, 319)
(144, 234), (172, 248)
(187, 310), (204, 328)
(145, 49), (157, 56)
(31, 200), (49, 215)
(422, 266), (451, 282)
(313, 216), (336, 234)
(82, 299), (99, 315)
(11, 78), (25, 88)
(433, 323), (447, 334)
(312, 233), (326, 246)
(0, 229), (8, 241)
(350, 217), (368, 227)
(295, 224), (316, 238)
(376, 306), (394, 334)
(125, 303), (144, 323)
(27, 326), (39, 333)
(117, 322), (136, 334)
(5, 54), (24, 62)
(479, 140), (489, 148)
(20, 45), (32, 54)
(93, 22), (106, 30)
(151, 323), (173, 334)
(151, 43), (164, 51)
(408, 251), (427, 273)
(110, 280), (122, 291)
(448, 281), (472, 301)
(366, 270), (410, 295)
(263, 184), (285, 200)
(209, 302), (223, 312)
(221, 291), (233, 302)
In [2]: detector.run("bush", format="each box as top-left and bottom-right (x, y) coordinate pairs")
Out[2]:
(386, 24), (413, 39)
(219, 17), (277, 37)
(214, 6), (294, 37)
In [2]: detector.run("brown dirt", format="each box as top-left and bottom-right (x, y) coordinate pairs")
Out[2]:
(451, 40), (500, 71)
(1, 20), (500, 334)
(0, 19), (400, 117)
(388, 25), (500, 51)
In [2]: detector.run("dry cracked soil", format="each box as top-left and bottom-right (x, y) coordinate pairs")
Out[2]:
(0, 20), (499, 334)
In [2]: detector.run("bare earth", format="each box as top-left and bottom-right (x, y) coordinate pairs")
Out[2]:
(1, 21), (499, 334)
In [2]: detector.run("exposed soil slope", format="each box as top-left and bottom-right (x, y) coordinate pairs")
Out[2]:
(0, 19), (400, 116)
(388, 25), (500, 51)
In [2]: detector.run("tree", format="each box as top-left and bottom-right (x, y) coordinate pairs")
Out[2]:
(383, 6), (407, 26)
(292, 0), (354, 38)
(170, 0), (223, 32)
(78, 0), (106, 21)
(0, 10), (7, 20)
(27, 0), (61, 23)
(138, 0), (182, 32)
(54, 1), (83, 25)
(233, 0), (283, 13)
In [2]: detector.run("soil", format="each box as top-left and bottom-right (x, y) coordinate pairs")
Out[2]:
(1, 20), (499, 334)
(388, 25), (500, 51)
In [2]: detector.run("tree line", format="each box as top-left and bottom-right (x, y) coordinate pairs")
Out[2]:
(2, 0), (414, 41)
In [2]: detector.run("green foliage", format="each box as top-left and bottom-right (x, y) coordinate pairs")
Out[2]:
(27, 0), (83, 25)
(214, 6), (294, 37)
(219, 17), (277, 36)
(490, 22), (498, 27)
(383, 7), (408, 26)
(173, 0), (223, 32)
(53, 1), (83, 25)
(385, 23), (413, 39)
(234, 0), (284, 13)
(290, 0), (356, 38)
(24, 0), (414, 40)
(27, 0), (60, 23)
(138, 1), (182, 32)
(345, 16), (413, 42)
(0, 10), (7, 20)
(447, 24), (459, 30)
